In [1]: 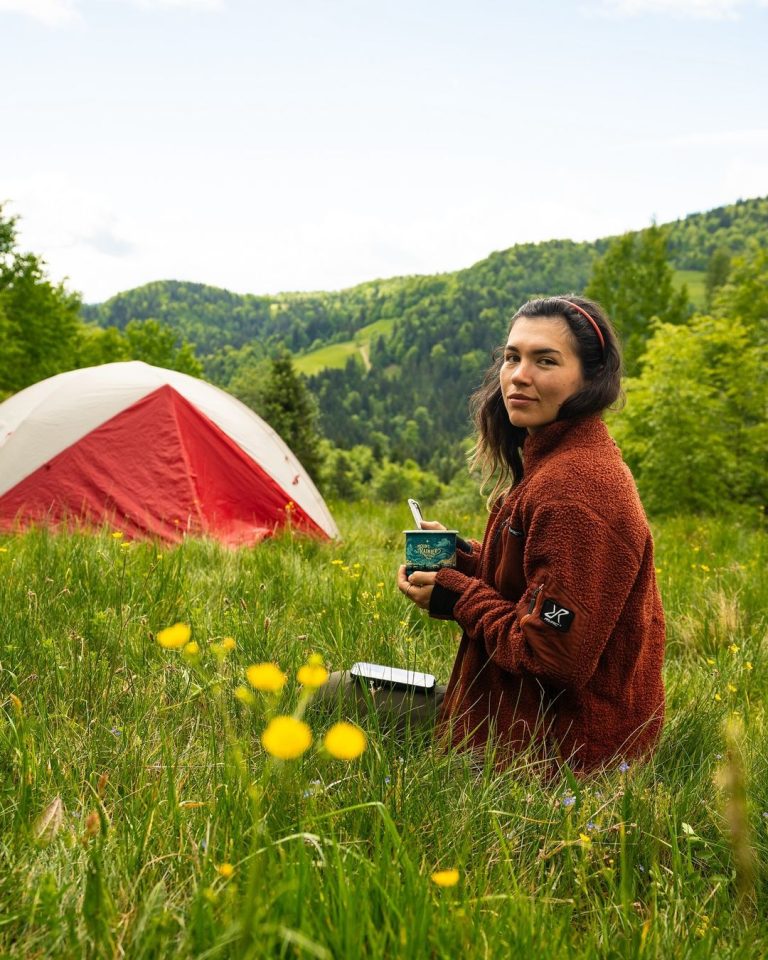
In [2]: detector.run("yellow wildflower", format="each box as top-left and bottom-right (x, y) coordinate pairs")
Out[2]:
(729, 644), (740, 654)
(262, 716), (312, 760)
(579, 833), (592, 845)
(331, 559), (344, 566)
(323, 721), (367, 760)
(430, 868), (460, 887)
(246, 662), (286, 692)
(183, 641), (200, 657)
(706, 658), (715, 666)
(9, 693), (22, 713)
(216, 863), (235, 878)
(157, 623), (191, 649)
(111, 531), (123, 539)
(714, 693), (722, 702)
(700, 564), (710, 572)
(211, 636), (236, 658)
(727, 684), (737, 693)
(0, 547), (8, 553)
(234, 685), (255, 706)
(745, 661), (753, 671)
(297, 659), (329, 688)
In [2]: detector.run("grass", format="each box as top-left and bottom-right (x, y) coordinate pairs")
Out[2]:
(674, 269), (707, 311)
(1, 502), (767, 958)
(294, 317), (396, 375)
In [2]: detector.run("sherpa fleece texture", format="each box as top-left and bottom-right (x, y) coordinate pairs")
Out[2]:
(433, 416), (665, 774)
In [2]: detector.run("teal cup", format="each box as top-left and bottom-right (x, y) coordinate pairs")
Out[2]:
(404, 530), (458, 576)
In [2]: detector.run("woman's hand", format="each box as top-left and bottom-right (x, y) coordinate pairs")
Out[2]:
(397, 565), (437, 611)
(419, 519), (446, 531)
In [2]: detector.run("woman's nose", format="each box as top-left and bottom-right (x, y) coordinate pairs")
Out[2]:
(511, 360), (533, 383)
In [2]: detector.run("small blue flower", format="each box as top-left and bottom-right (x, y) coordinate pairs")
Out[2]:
(200, 838), (208, 852)
(110, 727), (122, 737)
(562, 794), (576, 807)
(384, 776), (391, 785)
(715, 753), (723, 760)
(638, 864), (645, 873)
(586, 821), (597, 832)
(618, 761), (630, 774)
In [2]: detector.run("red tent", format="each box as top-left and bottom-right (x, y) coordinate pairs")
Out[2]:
(0, 361), (338, 545)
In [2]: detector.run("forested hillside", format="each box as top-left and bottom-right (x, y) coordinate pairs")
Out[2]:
(75, 195), (768, 492)
(2, 196), (766, 513)
(82, 196), (768, 359)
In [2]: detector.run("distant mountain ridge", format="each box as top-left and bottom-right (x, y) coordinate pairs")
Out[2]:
(82, 195), (768, 477)
(83, 195), (767, 362)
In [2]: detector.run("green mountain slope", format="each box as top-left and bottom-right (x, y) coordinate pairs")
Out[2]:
(83, 196), (767, 475)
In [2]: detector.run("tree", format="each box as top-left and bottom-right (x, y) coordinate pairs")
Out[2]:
(585, 224), (689, 375)
(705, 247), (731, 308)
(122, 319), (202, 376)
(231, 353), (324, 481)
(611, 312), (767, 514)
(0, 204), (82, 396)
(370, 458), (443, 503)
(712, 246), (768, 343)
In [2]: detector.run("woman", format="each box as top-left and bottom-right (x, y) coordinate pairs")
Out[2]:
(397, 295), (665, 774)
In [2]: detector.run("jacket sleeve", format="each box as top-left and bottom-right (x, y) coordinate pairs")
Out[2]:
(434, 500), (644, 690)
(455, 536), (481, 576)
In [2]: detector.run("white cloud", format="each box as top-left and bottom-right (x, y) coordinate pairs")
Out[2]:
(4, 173), (139, 296)
(722, 158), (768, 200)
(666, 129), (768, 148)
(589, 0), (746, 19)
(0, 0), (223, 25)
(129, 0), (224, 8)
(0, 0), (80, 25)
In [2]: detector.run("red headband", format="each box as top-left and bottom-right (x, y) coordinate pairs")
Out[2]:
(560, 299), (605, 354)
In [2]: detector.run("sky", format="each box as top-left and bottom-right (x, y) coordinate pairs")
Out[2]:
(1, 0), (767, 304)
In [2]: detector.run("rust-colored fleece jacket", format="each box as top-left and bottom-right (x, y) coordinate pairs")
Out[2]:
(432, 416), (665, 774)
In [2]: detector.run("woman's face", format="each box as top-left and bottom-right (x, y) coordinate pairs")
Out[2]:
(500, 315), (586, 434)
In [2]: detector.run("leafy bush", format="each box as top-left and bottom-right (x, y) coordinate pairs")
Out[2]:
(370, 459), (443, 503)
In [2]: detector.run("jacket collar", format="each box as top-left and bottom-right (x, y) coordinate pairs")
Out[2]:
(522, 416), (609, 473)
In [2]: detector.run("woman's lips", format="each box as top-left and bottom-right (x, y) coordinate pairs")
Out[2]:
(507, 394), (536, 405)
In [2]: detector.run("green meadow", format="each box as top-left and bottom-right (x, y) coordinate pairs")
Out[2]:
(294, 317), (395, 375)
(672, 270), (707, 311)
(1, 501), (767, 958)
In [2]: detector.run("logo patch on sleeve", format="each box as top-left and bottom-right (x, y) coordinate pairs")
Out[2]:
(541, 598), (574, 632)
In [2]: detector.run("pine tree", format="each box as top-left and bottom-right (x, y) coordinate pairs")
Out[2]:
(231, 353), (324, 481)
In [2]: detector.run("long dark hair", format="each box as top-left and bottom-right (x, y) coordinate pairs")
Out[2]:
(469, 295), (623, 504)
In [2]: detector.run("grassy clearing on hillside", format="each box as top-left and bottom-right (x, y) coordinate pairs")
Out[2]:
(1, 503), (767, 958)
(294, 341), (363, 376)
(294, 318), (395, 375)
(674, 269), (707, 310)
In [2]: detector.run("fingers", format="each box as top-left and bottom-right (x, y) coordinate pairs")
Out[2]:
(396, 566), (437, 608)
(408, 570), (437, 589)
(419, 520), (446, 531)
